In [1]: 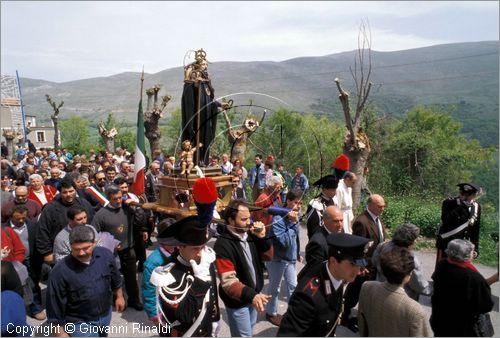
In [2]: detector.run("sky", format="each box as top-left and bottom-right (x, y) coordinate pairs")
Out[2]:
(1, 1), (498, 83)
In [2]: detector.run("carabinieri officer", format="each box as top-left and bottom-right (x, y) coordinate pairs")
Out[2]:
(277, 233), (372, 337)
(150, 215), (220, 337)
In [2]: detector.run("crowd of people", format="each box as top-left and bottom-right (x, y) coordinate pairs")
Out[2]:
(1, 144), (497, 337)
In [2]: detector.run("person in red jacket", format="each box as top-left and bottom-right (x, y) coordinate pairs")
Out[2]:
(1, 225), (25, 263)
(27, 174), (57, 208)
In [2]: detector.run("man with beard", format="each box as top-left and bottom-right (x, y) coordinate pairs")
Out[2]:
(36, 178), (94, 267)
(46, 226), (125, 336)
(214, 199), (273, 336)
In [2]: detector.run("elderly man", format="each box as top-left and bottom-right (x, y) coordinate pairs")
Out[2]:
(27, 173), (58, 208)
(46, 226), (125, 336)
(304, 205), (344, 268)
(342, 193), (387, 332)
(278, 233), (372, 336)
(336, 171), (357, 234)
(44, 167), (62, 191)
(220, 153), (233, 175)
(1, 186), (41, 223)
(145, 161), (162, 203)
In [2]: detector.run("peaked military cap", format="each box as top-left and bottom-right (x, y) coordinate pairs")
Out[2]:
(327, 233), (373, 267)
(158, 215), (209, 246)
(457, 183), (480, 195)
(312, 174), (339, 189)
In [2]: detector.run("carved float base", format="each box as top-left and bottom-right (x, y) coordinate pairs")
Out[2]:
(144, 174), (234, 218)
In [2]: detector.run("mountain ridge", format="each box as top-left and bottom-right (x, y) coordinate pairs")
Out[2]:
(17, 40), (499, 145)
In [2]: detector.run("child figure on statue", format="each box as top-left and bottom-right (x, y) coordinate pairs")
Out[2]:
(179, 140), (203, 175)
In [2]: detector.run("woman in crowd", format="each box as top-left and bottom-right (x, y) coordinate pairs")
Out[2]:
(372, 223), (432, 301)
(431, 239), (494, 336)
(358, 246), (432, 336)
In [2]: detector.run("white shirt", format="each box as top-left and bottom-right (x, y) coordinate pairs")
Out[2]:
(34, 189), (48, 205)
(221, 161), (233, 175)
(367, 208), (384, 242)
(325, 261), (344, 292)
(336, 179), (354, 234)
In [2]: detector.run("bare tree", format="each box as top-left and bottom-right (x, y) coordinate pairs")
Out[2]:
(45, 94), (64, 151)
(98, 122), (118, 153)
(335, 20), (373, 212)
(221, 101), (265, 163)
(2, 129), (19, 160)
(144, 84), (171, 156)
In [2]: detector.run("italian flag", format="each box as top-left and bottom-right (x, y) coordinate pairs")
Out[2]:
(130, 94), (145, 196)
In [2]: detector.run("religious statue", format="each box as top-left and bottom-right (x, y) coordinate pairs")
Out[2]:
(181, 48), (219, 166)
(179, 140), (203, 175)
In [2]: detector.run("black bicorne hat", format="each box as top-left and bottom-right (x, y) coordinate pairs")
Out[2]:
(312, 174), (339, 189)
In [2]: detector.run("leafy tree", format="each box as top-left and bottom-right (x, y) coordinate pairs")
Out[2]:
(60, 116), (90, 155)
(249, 109), (343, 182)
(373, 106), (490, 196)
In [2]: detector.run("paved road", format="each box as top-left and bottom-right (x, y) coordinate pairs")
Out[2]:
(27, 224), (499, 337)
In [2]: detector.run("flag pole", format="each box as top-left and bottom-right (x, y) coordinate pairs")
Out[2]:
(140, 66), (144, 100)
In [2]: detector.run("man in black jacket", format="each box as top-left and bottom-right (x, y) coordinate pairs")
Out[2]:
(304, 206), (344, 270)
(6, 205), (45, 320)
(145, 161), (162, 203)
(36, 178), (94, 267)
(92, 185), (147, 311)
(436, 183), (482, 264)
(214, 199), (273, 337)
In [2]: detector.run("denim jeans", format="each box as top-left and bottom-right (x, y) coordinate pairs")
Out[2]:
(70, 307), (112, 337)
(265, 260), (297, 316)
(225, 305), (257, 337)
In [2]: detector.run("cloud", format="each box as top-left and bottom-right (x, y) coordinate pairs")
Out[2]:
(1, 1), (497, 82)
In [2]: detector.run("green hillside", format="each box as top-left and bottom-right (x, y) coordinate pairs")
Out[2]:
(19, 41), (499, 146)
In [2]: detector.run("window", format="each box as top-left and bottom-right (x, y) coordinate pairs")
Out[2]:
(36, 131), (45, 143)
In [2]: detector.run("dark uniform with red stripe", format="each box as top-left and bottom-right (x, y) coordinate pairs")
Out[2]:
(278, 261), (345, 337)
(158, 253), (220, 337)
